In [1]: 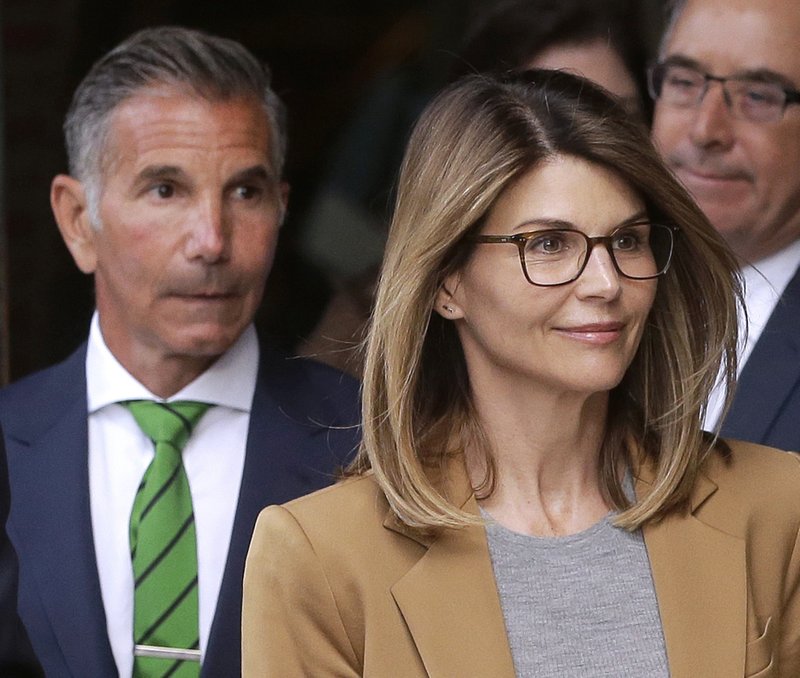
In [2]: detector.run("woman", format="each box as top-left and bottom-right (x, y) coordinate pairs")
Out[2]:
(243, 71), (800, 677)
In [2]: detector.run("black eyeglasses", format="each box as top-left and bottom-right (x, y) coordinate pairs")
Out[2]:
(471, 221), (678, 287)
(648, 61), (800, 123)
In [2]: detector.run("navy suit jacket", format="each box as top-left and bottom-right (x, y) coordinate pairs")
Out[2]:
(721, 262), (800, 451)
(0, 342), (360, 678)
(0, 431), (43, 677)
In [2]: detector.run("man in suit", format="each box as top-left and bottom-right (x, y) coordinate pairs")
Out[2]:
(649, 0), (800, 449)
(0, 26), (359, 677)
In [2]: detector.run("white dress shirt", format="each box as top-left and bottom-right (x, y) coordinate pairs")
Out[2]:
(86, 314), (257, 677)
(704, 239), (800, 431)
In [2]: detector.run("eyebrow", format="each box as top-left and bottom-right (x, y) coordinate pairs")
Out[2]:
(224, 164), (274, 190)
(136, 164), (187, 184)
(662, 55), (798, 90)
(510, 210), (649, 233)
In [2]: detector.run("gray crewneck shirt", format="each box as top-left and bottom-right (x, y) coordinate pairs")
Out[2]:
(484, 501), (670, 677)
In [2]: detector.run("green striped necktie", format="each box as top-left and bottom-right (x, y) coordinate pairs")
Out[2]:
(123, 400), (211, 678)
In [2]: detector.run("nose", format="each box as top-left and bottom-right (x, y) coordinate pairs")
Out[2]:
(185, 196), (229, 263)
(689, 81), (735, 150)
(575, 244), (621, 300)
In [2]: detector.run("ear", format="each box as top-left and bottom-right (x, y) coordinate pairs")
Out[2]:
(278, 181), (290, 226)
(50, 174), (98, 274)
(434, 271), (465, 320)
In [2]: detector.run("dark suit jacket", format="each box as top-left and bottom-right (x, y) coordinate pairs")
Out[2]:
(722, 263), (800, 450)
(0, 431), (43, 677)
(0, 342), (360, 678)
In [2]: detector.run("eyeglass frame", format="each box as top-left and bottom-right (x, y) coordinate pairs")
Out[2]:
(647, 59), (800, 123)
(469, 221), (679, 287)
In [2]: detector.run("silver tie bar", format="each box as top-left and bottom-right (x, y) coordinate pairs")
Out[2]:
(134, 644), (202, 662)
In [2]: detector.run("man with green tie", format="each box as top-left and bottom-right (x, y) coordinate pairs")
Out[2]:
(0, 26), (359, 677)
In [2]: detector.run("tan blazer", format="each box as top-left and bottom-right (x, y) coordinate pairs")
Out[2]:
(243, 441), (800, 677)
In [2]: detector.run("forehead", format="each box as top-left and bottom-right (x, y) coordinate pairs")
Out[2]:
(486, 155), (644, 231)
(528, 38), (638, 102)
(102, 86), (272, 172)
(664, 0), (800, 83)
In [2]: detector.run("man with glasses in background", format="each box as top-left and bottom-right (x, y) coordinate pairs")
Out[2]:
(649, 0), (800, 449)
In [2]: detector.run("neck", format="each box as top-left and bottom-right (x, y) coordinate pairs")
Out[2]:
(100, 329), (219, 398)
(124, 355), (216, 398)
(468, 380), (612, 537)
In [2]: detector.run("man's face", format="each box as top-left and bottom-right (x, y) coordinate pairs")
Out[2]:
(85, 88), (285, 380)
(651, 0), (800, 263)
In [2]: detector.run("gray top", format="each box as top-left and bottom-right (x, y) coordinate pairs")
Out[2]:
(484, 505), (670, 678)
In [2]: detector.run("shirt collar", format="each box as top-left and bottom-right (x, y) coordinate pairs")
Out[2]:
(742, 238), (800, 306)
(86, 312), (259, 414)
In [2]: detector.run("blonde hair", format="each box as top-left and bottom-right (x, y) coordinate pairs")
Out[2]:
(352, 70), (741, 531)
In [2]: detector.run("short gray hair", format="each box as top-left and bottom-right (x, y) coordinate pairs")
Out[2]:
(64, 25), (288, 214)
(658, 0), (688, 58)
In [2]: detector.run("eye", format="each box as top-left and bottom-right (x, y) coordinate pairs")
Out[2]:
(665, 68), (701, 91)
(740, 82), (783, 107)
(152, 183), (175, 199)
(526, 232), (569, 256)
(612, 228), (647, 253)
(234, 185), (261, 200)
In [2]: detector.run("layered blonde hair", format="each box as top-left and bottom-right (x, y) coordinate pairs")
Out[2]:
(352, 70), (741, 531)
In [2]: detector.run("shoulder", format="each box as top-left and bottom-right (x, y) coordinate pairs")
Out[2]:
(253, 473), (423, 572)
(0, 344), (87, 438)
(697, 439), (800, 537)
(256, 347), (360, 423)
(262, 474), (388, 542)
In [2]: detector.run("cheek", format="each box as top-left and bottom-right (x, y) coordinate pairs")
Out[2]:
(235, 227), (279, 278)
(651, 108), (687, 150)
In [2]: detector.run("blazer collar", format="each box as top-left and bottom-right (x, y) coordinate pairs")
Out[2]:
(385, 458), (516, 677)
(635, 464), (746, 678)
(384, 454), (746, 678)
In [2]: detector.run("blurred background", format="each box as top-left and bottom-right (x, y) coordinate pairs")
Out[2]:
(0, 0), (665, 383)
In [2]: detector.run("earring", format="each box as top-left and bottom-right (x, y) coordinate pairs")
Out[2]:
(444, 305), (454, 313)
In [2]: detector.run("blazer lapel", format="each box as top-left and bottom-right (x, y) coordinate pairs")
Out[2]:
(386, 461), (516, 678)
(7, 350), (116, 676)
(638, 474), (746, 678)
(723, 263), (800, 444)
(204, 349), (359, 677)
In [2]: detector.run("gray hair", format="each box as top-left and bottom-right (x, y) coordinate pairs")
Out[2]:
(658, 0), (687, 58)
(64, 26), (288, 221)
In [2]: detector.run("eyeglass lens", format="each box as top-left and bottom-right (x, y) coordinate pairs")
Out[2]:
(653, 63), (789, 123)
(521, 223), (673, 286)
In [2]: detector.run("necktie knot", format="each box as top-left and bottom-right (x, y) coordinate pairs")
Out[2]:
(122, 400), (211, 451)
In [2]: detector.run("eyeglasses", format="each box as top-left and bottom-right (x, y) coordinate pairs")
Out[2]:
(648, 61), (800, 123)
(471, 222), (678, 287)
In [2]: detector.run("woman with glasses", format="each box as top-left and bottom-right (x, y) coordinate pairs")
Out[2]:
(243, 70), (800, 677)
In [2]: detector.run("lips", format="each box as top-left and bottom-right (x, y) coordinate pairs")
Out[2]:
(679, 166), (749, 184)
(668, 153), (753, 191)
(555, 322), (625, 345)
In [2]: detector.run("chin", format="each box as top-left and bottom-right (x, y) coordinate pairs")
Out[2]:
(167, 325), (246, 359)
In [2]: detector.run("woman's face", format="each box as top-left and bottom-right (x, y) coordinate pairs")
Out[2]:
(440, 155), (657, 399)
(526, 38), (642, 117)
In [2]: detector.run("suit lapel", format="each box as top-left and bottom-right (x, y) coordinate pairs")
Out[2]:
(386, 460), (516, 678)
(202, 367), (280, 677)
(203, 349), (359, 677)
(723, 263), (800, 444)
(638, 474), (746, 678)
(7, 348), (116, 676)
